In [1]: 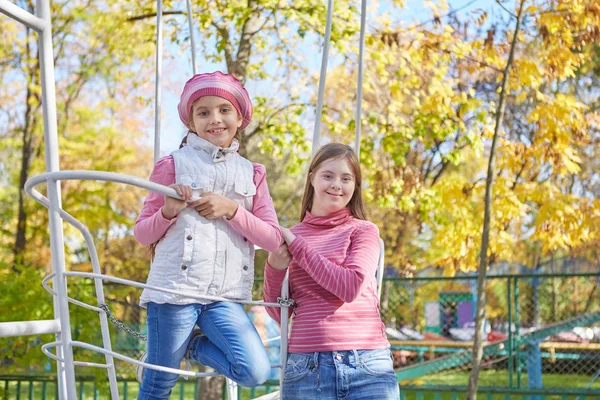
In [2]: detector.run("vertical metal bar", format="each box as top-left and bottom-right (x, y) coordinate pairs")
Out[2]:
(225, 378), (238, 400)
(16, 380), (21, 400)
(354, 0), (367, 158)
(153, 0), (163, 163)
(42, 381), (47, 398)
(36, 0), (76, 398)
(28, 380), (33, 400)
(377, 238), (385, 299)
(123, 381), (128, 400)
(311, 0), (335, 156)
(78, 381), (84, 400)
(514, 277), (521, 388)
(279, 271), (291, 389)
(184, 0), (197, 74)
(80, 211), (118, 396)
(508, 277), (514, 388)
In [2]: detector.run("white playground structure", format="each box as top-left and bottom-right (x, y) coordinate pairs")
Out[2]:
(0, 0), (377, 399)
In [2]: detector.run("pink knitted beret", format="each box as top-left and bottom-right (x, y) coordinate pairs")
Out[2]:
(177, 71), (253, 130)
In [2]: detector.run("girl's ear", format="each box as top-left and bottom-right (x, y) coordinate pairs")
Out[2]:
(237, 114), (243, 128)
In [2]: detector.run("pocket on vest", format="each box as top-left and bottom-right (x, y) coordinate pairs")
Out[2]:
(232, 179), (256, 211)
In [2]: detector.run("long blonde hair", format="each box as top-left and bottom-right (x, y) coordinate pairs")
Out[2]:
(300, 143), (368, 221)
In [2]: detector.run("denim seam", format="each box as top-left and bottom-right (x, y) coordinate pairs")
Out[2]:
(147, 305), (160, 397)
(283, 356), (311, 383)
(202, 303), (240, 370)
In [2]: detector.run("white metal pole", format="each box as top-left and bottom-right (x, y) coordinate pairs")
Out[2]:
(0, 0), (46, 31)
(36, 0), (76, 397)
(153, 0), (163, 163)
(87, 239), (119, 398)
(354, 0), (367, 159)
(279, 272), (290, 389)
(311, 0), (335, 156)
(185, 0), (197, 75)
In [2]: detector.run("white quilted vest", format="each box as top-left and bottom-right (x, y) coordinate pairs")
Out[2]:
(140, 133), (256, 307)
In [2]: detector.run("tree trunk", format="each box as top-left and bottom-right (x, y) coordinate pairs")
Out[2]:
(467, 1), (526, 399)
(13, 24), (40, 271)
(195, 367), (225, 400)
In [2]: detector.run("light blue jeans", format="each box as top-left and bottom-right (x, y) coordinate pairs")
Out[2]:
(282, 350), (400, 400)
(137, 301), (271, 400)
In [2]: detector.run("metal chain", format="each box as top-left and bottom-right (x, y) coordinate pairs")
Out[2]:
(277, 297), (296, 308)
(99, 297), (293, 342)
(98, 303), (147, 341)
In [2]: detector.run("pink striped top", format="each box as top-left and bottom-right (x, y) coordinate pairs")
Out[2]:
(264, 208), (389, 353)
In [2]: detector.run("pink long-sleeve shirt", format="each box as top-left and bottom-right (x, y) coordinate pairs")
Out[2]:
(134, 156), (282, 252)
(264, 207), (389, 353)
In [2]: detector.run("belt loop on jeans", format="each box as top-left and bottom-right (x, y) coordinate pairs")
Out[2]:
(312, 352), (319, 368)
(352, 349), (361, 367)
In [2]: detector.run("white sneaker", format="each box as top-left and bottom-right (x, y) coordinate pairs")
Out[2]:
(135, 351), (147, 384)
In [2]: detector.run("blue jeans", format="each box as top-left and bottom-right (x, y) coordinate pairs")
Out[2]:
(282, 350), (400, 400)
(137, 302), (271, 400)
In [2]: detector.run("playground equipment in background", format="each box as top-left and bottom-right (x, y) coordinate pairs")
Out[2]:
(395, 310), (600, 386)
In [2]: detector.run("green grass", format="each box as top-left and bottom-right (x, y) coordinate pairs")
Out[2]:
(2, 371), (599, 400)
(405, 370), (600, 389)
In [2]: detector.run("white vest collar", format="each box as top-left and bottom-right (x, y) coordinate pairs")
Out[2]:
(185, 133), (239, 162)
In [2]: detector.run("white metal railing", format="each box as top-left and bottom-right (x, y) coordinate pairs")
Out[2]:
(21, 170), (292, 399)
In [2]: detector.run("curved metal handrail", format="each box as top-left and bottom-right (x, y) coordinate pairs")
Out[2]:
(42, 340), (283, 376)
(25, 170), (292, 388)
(27, 170), (287, 307)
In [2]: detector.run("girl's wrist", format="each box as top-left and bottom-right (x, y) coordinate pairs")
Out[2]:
(227, 200), (239, 220)
(161, 206), (176, 220)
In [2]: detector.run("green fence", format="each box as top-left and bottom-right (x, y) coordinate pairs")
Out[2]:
(2, 271), (600, 399)
(380, 273), (600, 392)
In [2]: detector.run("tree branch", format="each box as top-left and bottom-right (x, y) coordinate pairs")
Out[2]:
(126, 11), (186, 22)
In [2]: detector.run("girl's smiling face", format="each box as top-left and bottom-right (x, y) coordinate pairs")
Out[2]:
(188, 96), (242, 148)
(309, 158), (356, 216)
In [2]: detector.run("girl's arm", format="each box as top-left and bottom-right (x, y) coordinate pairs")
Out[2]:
(227, 163), (282, 252)
(287, 223), (380, 303)
(133, 156), (177, 246)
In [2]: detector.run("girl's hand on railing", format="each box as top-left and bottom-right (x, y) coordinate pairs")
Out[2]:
(161, 184), (192, 220)
(267, 243), (292, 271)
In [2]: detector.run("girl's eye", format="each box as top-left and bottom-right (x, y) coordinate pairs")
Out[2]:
(343, 177), (352, 182)
(324, 175), (332, 179)
(221, 108), (231, 113)
(197, 111), (208, 116)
